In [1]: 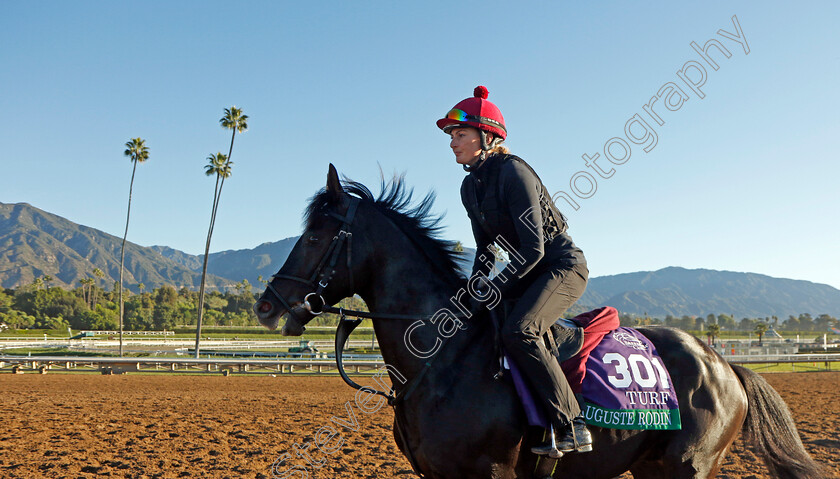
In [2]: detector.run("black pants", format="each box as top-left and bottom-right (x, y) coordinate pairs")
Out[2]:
(500, 262), (588, 428)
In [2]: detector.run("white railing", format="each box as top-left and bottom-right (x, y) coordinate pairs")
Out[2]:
(0, 338), (376, 349)
(2, 353), (837, 376)
(727, 353), (840, 363)
(0, 355), (386, 375)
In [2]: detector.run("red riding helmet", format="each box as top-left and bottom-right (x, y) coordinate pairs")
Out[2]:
(436, 86), (507, 140)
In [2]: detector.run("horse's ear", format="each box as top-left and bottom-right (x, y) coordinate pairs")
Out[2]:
(326, 163), (343, 201)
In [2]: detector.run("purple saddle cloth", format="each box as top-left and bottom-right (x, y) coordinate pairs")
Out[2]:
(507, 326), (681, 431)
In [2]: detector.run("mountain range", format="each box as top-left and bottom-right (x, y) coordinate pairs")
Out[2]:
(0, 202), (232, 292)
(2, 201), (839, 318)
(576, 267), (840, 318)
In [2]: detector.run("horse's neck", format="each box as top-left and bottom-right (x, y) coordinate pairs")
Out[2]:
(359, 244), (488, 383)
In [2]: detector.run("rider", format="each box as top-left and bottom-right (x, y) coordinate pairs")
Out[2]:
(437, 86), (591, 458)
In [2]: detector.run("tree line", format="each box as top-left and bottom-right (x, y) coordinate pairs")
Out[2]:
(4, 277), (836, 338)
(0, 277), (371, 332)
(619, 312), (839, 342)
(0, 279), (258, 332)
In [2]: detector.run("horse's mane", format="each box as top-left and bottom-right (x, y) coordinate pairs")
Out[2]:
(305, 174), (467, 287)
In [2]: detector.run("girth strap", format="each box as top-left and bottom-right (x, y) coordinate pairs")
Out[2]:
(534, 454), (559, 478)
(393, 403), (428, 478)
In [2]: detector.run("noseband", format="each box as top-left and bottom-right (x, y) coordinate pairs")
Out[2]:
(262, 196), (359, 322)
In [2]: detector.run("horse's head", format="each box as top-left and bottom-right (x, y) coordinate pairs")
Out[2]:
(253, 164), (366, 336)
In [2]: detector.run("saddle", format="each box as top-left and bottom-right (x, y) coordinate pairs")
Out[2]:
(550, 319), (585, 362)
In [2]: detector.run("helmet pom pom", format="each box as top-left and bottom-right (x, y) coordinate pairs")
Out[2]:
(474, 85), (489, 99)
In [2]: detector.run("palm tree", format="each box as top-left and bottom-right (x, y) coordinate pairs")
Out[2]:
(220, 106), (248, 163)
(194, 153), (233, 357)
(706, 323), (721, 346)
(193, 108), (248, 358)
(79, 278), (92, 307)
(214, 109), (247, 259)
(91, 267), (105, 308)
(120, 137), (150, 357)
(754, 322), (768, 346)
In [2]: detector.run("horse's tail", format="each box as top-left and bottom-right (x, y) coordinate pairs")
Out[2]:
(730, 364), (826, 479)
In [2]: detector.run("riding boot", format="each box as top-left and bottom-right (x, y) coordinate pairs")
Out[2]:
(554, 414), (593, 453)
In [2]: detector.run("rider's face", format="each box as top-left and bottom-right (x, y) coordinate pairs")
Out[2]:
(449, 127), (485, 167)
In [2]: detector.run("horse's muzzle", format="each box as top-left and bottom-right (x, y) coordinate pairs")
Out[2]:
(253, 300), (283, 330)
(253, 299), (308, 336)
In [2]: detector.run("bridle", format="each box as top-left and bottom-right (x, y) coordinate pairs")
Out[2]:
(261, 196), (359, 322)
(261, 194), (465, 322)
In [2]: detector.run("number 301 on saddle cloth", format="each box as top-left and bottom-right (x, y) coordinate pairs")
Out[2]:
(509, 306), (682, 431)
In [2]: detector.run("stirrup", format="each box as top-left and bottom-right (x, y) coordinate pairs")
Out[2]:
(530, 425), (564, 459)
(493, 355), (505, 380)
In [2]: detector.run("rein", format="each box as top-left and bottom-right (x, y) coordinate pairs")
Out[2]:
(331, 307), (457, 479)
(329, 306), (461, 405)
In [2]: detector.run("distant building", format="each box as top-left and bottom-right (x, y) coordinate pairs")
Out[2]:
(764, 326), (784, 342)
(710, 327), (799, 356)
(712, 340), (798, 356)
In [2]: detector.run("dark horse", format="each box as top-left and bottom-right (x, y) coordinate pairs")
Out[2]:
(254, 164), (823, 479)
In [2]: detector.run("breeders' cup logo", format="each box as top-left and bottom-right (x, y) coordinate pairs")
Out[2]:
(613, 331), (648, 351)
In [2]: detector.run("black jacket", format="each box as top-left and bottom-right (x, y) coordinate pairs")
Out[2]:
(460, 154), (585, 296)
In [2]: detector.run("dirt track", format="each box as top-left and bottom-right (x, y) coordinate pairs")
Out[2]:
(0, 372), (837, 478)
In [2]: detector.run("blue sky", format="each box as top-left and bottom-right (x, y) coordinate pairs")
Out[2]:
(2, 1), (838, 288)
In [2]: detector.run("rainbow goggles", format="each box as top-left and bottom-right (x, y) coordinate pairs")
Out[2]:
(444, 109), (506, 132)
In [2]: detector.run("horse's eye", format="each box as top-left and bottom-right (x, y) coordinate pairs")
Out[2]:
(307, 235), (319, 243)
